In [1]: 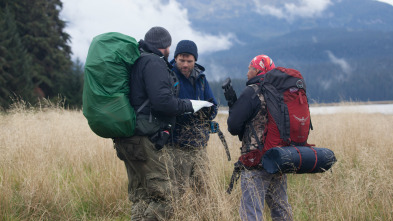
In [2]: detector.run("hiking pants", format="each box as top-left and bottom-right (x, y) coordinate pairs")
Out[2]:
(114, 136), (178, 221)
(170, 146), (208, 194)
(239, 169), (293, 221)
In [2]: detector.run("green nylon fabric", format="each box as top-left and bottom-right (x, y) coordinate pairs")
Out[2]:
(83, 32), (140, 138)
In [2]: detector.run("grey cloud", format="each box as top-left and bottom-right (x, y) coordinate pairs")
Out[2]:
(252, 0), (333, 22)
(60, 0), (234, 61)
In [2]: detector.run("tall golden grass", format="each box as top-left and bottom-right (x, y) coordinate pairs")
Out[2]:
(1, 103), (392, 220)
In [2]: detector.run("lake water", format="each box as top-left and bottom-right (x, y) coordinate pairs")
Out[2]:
(310, 103), (393, 115)
(218, 103), (393, 115)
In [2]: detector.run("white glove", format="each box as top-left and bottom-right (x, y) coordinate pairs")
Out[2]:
(190, 100), (214, 113)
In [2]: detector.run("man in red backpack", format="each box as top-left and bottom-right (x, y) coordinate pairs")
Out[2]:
(227, 55), (293, 221)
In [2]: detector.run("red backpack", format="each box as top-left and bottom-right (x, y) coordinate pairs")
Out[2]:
(261, 67), (313, 154)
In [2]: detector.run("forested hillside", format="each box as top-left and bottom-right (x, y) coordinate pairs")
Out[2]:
(1, 0), (393, 109)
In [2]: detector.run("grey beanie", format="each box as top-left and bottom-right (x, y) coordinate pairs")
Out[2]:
(144, 26), (172, 49)
(174, 40), (198, 61)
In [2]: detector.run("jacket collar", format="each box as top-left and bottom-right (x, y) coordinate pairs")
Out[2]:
(138, 40), (162, 55)
(139, 40), (172, 68)
(246, 74), (264, 86)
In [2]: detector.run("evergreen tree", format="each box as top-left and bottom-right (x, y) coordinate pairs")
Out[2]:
(5, 0), (72, 99)
(0, 0), (85, 109)
(62, 58), (84, 108)
(0, 6), (34, 109)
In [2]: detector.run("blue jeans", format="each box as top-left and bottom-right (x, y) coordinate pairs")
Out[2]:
(239, 169), (293, 221)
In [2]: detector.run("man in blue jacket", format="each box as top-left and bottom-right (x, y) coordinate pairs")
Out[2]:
(169, 40), (218, 193)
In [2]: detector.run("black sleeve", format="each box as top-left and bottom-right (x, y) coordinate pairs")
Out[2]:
(227, 86), (260, 136)
(144, 58), (193, 116)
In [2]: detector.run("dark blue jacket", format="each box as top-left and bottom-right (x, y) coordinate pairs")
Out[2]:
(169, 60), (218, 148)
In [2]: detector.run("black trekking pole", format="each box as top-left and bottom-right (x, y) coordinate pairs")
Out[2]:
(227, 161), (243, 194)
(210, 121), (231, 161)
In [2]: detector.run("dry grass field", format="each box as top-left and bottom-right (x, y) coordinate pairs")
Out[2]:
(1, 102), (393, 220)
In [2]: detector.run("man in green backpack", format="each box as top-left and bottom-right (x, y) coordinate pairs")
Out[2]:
(113, 27), (213, 221)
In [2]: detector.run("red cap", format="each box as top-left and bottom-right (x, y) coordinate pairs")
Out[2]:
(250, 55), (275, 75)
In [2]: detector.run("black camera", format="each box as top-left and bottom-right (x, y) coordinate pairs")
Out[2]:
(222, 77), (238, 108)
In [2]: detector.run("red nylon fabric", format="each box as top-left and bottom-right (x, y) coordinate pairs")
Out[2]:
(263, 112), (282, 154)
(239, 149), (263, 168)
(286, 90), (310, 144)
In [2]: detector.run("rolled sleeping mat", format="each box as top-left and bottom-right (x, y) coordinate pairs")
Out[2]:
(262, 146), (337, 174)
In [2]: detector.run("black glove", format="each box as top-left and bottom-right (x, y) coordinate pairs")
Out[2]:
(149, 130), (170, 151)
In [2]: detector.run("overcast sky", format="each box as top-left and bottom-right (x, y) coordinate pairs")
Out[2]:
(377, 0), (393, 5)
(60, 0), (235, 61)
(60, 0), (393, 62)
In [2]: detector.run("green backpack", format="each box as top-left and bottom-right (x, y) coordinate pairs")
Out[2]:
(83, 32), (140, 138)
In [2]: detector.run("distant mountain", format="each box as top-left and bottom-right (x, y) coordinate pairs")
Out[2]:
(177, 0), (393, 103)
(181, 0), (393, 35)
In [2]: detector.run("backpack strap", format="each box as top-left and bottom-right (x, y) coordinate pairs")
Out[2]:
(250, 123), (263, 150)
(262, 82), (291, 141)
(248, 84), (265, 151)
(197, 68), (205, 92)
(137, 99), (150, 113)
(169, 69), (180, 97)
(192, 66), (205, 99)
(199, 76), (205, 96)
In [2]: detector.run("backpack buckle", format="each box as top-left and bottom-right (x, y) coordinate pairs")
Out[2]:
(296, 79), (304, 89)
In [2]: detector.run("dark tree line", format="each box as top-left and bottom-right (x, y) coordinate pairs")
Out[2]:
(0, 0), (83, 110)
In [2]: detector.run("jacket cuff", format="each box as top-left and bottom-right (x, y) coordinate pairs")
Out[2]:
(184, 99), (194, 113)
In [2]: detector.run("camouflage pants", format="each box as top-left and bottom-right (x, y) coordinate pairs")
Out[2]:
(239, 169), (293, 221)
(114, 136), (178, 221)
(170, 146), (208, 194)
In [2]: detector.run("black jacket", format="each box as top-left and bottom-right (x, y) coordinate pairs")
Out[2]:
(129, 40), (193, 125)
(227, 74), (264, 140)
